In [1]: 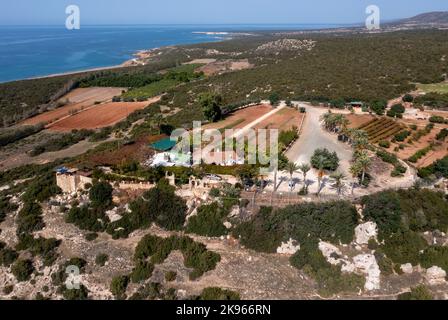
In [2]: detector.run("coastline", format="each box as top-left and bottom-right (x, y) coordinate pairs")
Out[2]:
(21, 35), (229, 83)
(26, 48), (160, 81)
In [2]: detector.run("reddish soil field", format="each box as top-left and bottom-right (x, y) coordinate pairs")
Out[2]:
(346, 114), (375, 129)
(203, 104), (273, 130)
(22, 87), (124, 126)
(390, 123), (448, 168)
(48, 101), (151, 132)
(253, 107), (304, 131)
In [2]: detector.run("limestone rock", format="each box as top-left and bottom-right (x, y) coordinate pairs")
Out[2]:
(355, 222), (378, 245)
(105, 208), (123, 223)
(223, 221), (232, 229)
(228, 206), (240, 218)
(425, 266), (447, 285)
(353, 254), (381, 291)
(318, 241), (342, 265)
(277, 239), (300, 255)
(401, 263), (413, 274)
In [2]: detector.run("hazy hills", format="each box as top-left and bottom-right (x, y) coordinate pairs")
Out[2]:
(391, 11), (448, 27)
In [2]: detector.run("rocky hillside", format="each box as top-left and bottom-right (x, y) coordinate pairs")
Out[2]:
(391, 11), (448, 27)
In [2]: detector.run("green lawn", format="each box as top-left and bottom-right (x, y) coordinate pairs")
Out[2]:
(122, 78), (181, 99)
(121, 64), (203, 100)
(417, 82), (448, 94)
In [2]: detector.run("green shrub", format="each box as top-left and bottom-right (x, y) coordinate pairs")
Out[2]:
(418, 156), (448, 179)
(269, 92), (280, 106)
(420, 246), (448, 272)
(234, 201), (357, 253)
(402, 94), (414, 103)
(391, 164), (407, 177)
(134, 235), (220, 280)
(408, 146), (432, 163)
(186, 202), (228, 237)
(290, 240), (364, 296)
(369, 100), (387, 115)
(16, 234), (61, 266)
(130, 260), (154, 283)
(11, 259), (34, 282)
(311, 148), (340, 171)
(16, 201), (44, 236)
(3, 285), (14, 295)
(361, 191), (402, 238)
(85, 232), (98, 241)
(436, 128), (448, 141)
(394, 130), (411, 142)
(0, 197), (18, 223)
(374, 251), (394, 275)
(387, 104), (405, 118)
(382, 230), (428, 265)
(89, 181), (113, 207)
(0, 246), (19, 267)
(95, 253), (109, 267)
(429, 115), (445, 123)
(378, 140), (390, 148)
(376, 150), (398, 165)
(198, 287), (240, 300)
(165, 271), (177, 282)
(66, 206), (108, 232)
(398, 285), (433, 300)
(110, 275), (130, 299)
(209, 188), (221, 198)
(61, 284), (89, 300)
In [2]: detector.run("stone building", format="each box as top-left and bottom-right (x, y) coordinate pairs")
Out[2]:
(56, 168), (93, 193)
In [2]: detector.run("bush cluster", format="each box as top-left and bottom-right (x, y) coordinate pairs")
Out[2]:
(134, 235), (221, 280)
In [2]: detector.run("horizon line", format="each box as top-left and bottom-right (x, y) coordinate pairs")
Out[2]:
(0, 21), (395, 28)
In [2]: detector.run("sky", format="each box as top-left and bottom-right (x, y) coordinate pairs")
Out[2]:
(0, 0), (446, 25)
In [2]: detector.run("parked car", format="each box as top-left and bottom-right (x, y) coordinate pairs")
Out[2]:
(244, 179), (255, 191)
(205, 174), (222, 181)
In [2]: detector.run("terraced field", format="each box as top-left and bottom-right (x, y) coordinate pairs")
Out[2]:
(358, 117), (404, 143)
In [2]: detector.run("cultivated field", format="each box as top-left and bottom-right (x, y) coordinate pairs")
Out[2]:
(203, 104), (272, 130)
(252, 107), (304, 131)
(48, 100), (155, 132)
(358, 117), (404, 143)
(346, 114), (375, 129)
(417, 82), (448, 94)
(22, 87), (124, 126)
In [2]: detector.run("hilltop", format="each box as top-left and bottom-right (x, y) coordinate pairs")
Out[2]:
(390, 11), (448, 28)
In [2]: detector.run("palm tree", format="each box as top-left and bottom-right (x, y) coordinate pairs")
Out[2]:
(298, 163), (311, 193)
(316, 156), (326, 195)
(350, 129), (369, 151)
(286, 162), (299, 192)
(339, 117), (350, 137)
(321, 112), (334, 131)
(330, 171), (346, 196)
(354, 150), (371, 185)
(349, 162), (362, 195)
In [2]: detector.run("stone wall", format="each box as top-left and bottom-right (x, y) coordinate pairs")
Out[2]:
(56, 173), (93, 194)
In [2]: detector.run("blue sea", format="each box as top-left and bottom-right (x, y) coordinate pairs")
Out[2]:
(0, 24), (349, 83)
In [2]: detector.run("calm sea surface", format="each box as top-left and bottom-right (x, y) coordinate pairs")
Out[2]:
(0, 24), (349, 83)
